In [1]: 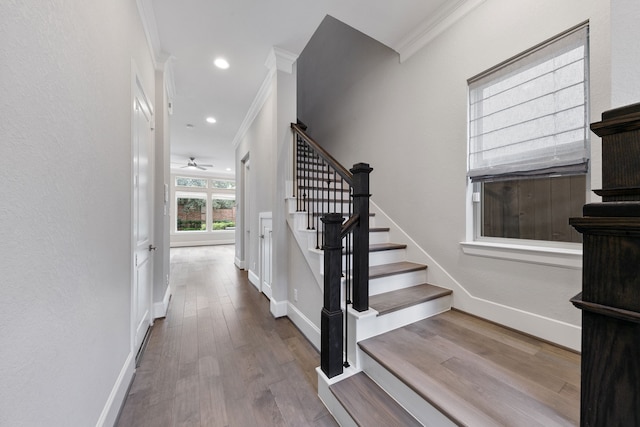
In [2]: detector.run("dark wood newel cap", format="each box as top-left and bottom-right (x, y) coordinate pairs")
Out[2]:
(589, 102), (640, 200)
(591, 101), (640, 137)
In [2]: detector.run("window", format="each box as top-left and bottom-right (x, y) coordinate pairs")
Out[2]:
(172, 175), (236, 233)
(468, 25), (589, 244)
(176, 177), (208, 188)
(176, 194), (206, 231)
(211, 179), (235, 189)
(211, 197), (236, 230)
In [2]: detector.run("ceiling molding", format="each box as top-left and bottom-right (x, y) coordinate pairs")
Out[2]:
(265, 47), (299, 74)
(136, 0), (163, 69)
(233, 47), (298, 148)
(232, 67), (276, 148)
(394, 0), (487, 62)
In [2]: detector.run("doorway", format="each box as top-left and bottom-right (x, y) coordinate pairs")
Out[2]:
(259, 212), (273, 299)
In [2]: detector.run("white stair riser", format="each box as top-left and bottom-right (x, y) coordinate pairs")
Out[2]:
(348, 295), (452, 367)
(369, 248), (406, 266)
(360, 352), (456, 427)
(369, 231), (389, 244)
(369, 270), (427, 296)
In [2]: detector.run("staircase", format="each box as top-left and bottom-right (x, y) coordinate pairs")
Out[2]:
(287, 123), (580, 426)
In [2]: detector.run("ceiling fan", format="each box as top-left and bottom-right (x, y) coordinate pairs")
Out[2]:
(181, 157), (213, 171)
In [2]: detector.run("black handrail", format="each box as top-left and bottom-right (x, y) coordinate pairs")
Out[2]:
(291, 123), (372, 379)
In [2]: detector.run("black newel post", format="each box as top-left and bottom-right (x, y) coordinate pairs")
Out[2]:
(351, 163), (373, 312)
(321, 213), (345, 378)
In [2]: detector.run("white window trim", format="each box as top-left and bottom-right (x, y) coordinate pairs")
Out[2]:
(462, 24), (588, 268)
(460, 240), (582, 269)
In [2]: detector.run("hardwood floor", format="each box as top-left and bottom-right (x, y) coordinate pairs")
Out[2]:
(117, 245), (337, 427)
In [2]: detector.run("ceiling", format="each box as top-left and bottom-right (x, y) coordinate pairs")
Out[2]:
(145, 0), (481, 177)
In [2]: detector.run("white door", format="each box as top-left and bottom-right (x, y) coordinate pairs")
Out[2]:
(132, 75), (154, 354)
(260, 214), (273, 299)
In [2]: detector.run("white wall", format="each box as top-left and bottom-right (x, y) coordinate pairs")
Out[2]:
(297, 0), (611, 338)
(611, 0), (640, 108)
(0, 1), (157, 426)
(235, 77), (276, 278)
(154, 68), (172, 316)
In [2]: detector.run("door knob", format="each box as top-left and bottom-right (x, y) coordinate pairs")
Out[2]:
(148, 245), (157, 251)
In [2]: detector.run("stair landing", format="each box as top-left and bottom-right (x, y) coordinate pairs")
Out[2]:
(359, 310), (580, 426)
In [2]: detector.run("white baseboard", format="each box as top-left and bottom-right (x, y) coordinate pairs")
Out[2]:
(234, 257), (245, 269)
(270, 298), (288, 318)
(153, 285), (171, 319)
(96, 351), (135, 427)
(287, 302), (321, 351)
(248, 269), (260, 290)
(454, 296), (582, 351)
(370, 200), (582, 352)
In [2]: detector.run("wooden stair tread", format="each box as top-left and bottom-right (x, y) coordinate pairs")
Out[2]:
(368, 242), (406, 252)
(358, 310), (580, 426)
(329, 372), (421, 427)
(369, 227), (390, 233)
(342, 242), (406, 256)
(369, 261), (427, 279)
(370, 283), (451, 316)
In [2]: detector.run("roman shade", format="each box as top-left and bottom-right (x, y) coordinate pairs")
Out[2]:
(468, 25), (589, 182)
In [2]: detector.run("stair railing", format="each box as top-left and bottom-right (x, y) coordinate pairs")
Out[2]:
(291, 123), (372, 378)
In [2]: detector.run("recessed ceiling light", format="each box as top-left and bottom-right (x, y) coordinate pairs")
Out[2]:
(226, 168), (231, 171)
(206, 117), (217, 124)
(214, 58), (230, 69)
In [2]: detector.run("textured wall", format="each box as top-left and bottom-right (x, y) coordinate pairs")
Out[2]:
(0, 1), (155, 425)
(297, 0), (610, 333)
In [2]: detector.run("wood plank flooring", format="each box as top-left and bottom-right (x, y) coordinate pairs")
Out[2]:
(116, 245), (337, 427)
(359, 309), (581, 426)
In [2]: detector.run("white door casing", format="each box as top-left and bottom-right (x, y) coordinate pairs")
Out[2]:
(259, 212), (273, 299)
(242, 157), (251, 270)
(132, 71), (154, 354)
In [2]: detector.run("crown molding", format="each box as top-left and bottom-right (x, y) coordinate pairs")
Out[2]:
(394, 0), (486, 62)
(232, 47), (299, 148)
(265, 47), (299, 74)
(232, 67), (276, 148)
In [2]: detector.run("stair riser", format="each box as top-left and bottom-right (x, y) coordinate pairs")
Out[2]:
(317, 248), (406, 275)
(369, 231), (389, 245)
(360, 352), (456, 427)
(369, 270), (427, 296)
(348, 295), (452, 367)
(369, 249), (406, 266)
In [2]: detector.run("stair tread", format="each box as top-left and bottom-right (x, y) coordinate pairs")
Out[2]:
(369, 261), (426, 279)
(342, 242), (406, 256)
(329, 372), (421, 427)
(369, 227), (390, 233)
(368, 242), (406, 252)
(358, 310), (580, 426)
(370, 283), (451, 316)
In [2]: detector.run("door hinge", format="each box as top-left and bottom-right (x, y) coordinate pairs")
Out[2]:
(135, 254), (138, 267)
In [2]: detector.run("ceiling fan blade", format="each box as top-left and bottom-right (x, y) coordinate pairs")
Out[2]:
(196, 166), (206, 170)
(199, 164), (213, 167)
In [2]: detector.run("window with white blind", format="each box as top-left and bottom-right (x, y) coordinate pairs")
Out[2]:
(468, 24), (589, 244)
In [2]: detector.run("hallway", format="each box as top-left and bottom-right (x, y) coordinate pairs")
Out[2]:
(117, 245), (338, 427)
